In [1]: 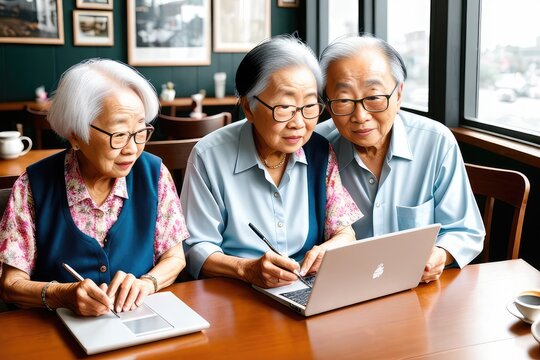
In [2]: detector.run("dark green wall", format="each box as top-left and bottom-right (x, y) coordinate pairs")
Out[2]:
(0, 1), (303, 102)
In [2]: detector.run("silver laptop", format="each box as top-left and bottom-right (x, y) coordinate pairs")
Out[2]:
(253, 224), (441, 317)
(57, 291), (209, 355)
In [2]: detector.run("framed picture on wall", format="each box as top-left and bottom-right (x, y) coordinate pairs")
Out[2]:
(0, 0), (64, 44)
(127, 0), (211, 66)
(213, 0), (271, 53)
(277, 0), (300, 8)
(76, 0), (113, 10)
(73, 10), (113, 46)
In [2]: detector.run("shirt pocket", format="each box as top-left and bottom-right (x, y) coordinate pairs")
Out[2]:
(396, 198), (435, 231)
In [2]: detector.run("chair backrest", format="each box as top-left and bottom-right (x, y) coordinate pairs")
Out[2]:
(0, 187), (12, 219)
(0, 176), (18, 189)
(25, 106), (52, 149)
(144, 139), (200, 191)
(465, 163), (530, 262)
(157, 112), (231, 140)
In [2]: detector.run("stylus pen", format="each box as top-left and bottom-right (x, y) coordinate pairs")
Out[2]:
(248, 223), (312, 289)
(61, 262), (120, 318)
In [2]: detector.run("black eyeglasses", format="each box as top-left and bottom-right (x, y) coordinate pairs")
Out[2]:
(253, 96), (325, 123)
(326, 82), (399, 116)
(90, 124), (154, 149)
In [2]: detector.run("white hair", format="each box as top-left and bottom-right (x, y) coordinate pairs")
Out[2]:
(235, 35), (322, 110)
(319, 34), (407, 93)
(48, 58), (159, 143)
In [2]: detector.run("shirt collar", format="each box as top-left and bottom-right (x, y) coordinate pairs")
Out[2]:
(387, 112), (413, 161)
(64, 149), (129, 207)
(234, 121), (307, 174)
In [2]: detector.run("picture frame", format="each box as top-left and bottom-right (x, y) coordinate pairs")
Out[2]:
(73, 10), (113, 46)
(76, 0), (113, 10)
(213, 0), (271, 53)
(277, 0), (300, 8)
(0, 0), (64, 44)
(127, 0), (211, 66)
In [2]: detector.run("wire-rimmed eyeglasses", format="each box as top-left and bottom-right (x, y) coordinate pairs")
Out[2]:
(326, 82), (399, 116)
(253, 96), (325, 122)
(90, 124), (154, 149)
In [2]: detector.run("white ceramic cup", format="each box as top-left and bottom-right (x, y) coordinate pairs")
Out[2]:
(214, 72), (227, 98)
(514, 289), (540, 323)
(0, 131), (33, 159)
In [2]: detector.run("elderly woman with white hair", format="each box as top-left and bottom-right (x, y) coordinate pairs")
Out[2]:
(181, 35), (362, 288)
(0, 59), (188, 316)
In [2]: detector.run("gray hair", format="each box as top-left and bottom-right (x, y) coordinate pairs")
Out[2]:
(235, 34), (322, 110)
(48, 58), (159, 143)
(319, 34), (407, 91)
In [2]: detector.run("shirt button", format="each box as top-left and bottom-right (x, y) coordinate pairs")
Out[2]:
(274, 192), (279, 198)
(369, 178), (375, 184)
(375, 203), (380, 208)
(100, 265), (107, 273)
(277, 222), (283, 228)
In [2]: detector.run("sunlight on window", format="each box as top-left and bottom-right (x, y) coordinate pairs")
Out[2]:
(478, 0), (540, 136)
(327, 0), (358, 44)
(387, 0), (430, 111)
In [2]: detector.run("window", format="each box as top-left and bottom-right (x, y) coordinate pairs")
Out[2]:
(327, 0), (359, 44)
(387, 0), (430, 112)
(465, 0), (540, 143)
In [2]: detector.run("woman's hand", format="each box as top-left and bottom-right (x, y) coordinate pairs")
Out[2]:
(104, 271), (154, 312)
(299, 245), (326, 276)
(241, 251), (299, 288)
(64, 279), (113, 317)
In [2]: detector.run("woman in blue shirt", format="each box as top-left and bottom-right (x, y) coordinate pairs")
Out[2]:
(180, 35), (362, 288)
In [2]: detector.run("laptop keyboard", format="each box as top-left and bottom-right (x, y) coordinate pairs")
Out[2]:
(279, 275), (316, 307)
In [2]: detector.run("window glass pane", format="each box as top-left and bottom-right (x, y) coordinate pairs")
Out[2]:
(387, 0), (430, 111)
(327, 0), (358, 44)
(477, 0), (540, 137)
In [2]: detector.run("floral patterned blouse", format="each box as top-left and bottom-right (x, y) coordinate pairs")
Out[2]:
(0, 149), (189, 276)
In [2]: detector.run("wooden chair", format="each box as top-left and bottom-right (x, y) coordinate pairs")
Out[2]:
(145, 139), (200, 191)
(157, 112), (231, 140)
(0, 176), (18, 189)
(25, 106), (52, 149)
(465, 163), (530, 262)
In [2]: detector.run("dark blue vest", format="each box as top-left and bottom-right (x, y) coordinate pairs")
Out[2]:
(27, 150), (161, 284)
(291, 132), (329, 261)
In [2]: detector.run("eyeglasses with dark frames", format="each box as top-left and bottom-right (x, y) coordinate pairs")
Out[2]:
(326, 82), (400, 116)
(253, 96), (325, 123)
(90, 124), (154, 149)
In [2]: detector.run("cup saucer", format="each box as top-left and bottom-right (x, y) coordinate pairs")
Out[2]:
(532, 320), (540, 344)
(506, 301), (534, 324)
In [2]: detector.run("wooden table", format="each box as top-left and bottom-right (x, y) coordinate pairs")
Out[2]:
(0, 97), (238, 116)
(0, 149), (63, 177)
(0, 259), (539, 359)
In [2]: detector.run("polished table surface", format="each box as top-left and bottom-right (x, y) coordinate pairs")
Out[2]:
(0, 149), (63, 177)
(0, 259), (539, 359)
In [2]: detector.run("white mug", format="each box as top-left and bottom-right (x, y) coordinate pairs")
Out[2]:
(0, 131), (33, 159)
(214, 72), (227, 98)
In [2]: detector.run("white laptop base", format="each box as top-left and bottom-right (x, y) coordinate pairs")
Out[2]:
(253, 224), (440, 316)
(57, 291), (209, 355)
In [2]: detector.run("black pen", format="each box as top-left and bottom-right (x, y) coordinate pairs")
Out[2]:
(248, 223), (312, 288)
(62, 262), (120, 318)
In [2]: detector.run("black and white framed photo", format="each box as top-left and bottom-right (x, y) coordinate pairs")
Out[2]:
(213, 0), (271, 53)
(0, 0), (64, 44)
(76, 0), (113, 10)
(127, 0), (211, 66)
(73, 10), (113, 46)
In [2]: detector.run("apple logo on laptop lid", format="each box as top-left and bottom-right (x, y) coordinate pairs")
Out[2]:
(373, 263), (384, 279)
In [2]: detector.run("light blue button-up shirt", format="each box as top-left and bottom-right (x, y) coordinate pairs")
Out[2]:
(316, 111), (485, 267)
(180, 120), (359, 278)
